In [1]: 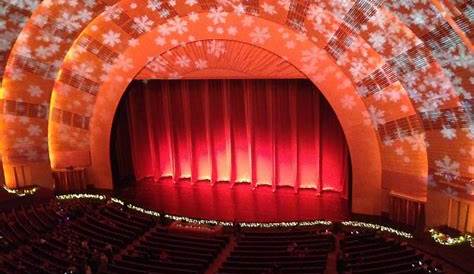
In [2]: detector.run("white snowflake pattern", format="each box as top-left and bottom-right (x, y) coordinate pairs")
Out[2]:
(207, 40), (226, 57)
(147, 0), (162, 11)
(132, 16), (154, 34)
(102, 30), (121, 47)
(115, 55), (133, 71)
(185, 0), (197, 6)
(27, 124), (42, 136)
(261, 3), (276, 15)
(207, 7), (228, 24)
(27, 85), (43, 97)
(168, 17), (188, 35)
(404, 133), (428, 151)
(147, 56), (168, 72)
(194, 59), (208, 69)
(176, 56), (190, 68)
(250, 27), (270, 44)
(435, 155), (460, 181)
(340, 95), (355, 109)
(363, 105), (385, 126)
(103, 5), (123, 21)
(55, 13), (80, 33)
(72, 63), (94, 78)
(440, 125), (456, 140)
(368, 32), (386, 52)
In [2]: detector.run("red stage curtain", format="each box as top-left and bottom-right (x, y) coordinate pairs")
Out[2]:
(114, 79), (348, 192)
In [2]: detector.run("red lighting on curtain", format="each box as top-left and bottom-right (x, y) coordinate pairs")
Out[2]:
(112, 79), (349, 192)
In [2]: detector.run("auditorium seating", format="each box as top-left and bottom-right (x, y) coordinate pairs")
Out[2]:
(339, 230), (444, 274)
(0, 197), (450, 274)
(109, 226), (228, 274)
(218, 229), (334, 274)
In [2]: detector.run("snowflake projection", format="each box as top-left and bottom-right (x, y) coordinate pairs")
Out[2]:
(340, 95), (355, 110)
(55, 13), (81, 33)
(132, 16), (154, 34)
(146, 56), (168, 73)
(7, 0), (41, 10)
(72, 63), (95, 79)
(442, 186), (459, 198)
(194, 59), (208, 70)
(102, 31), (121, 47)
(363, 105), (385, 127)
(147, 0), (163, 11)
(176, 55), (191, 68)
(435, 155), (460, 182)
(103, 5), (123, 22)
(466, 182), (474, 196)
(404, 133), (428, 152)
(300, 47), (327, 75)
(207, 6), (228, 25)
(27, 85), (44, 97)
(168, 17), (188, 35)
(207, 40), (226, 58)
(249, 26), (270, 44)
(115, 55), (134, 71)
(0, 1), (38, 76)
(261, 2), (276, 15)
(441, 125), (457, 140)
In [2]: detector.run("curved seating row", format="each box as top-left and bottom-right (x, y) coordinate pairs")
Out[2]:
(339, 230), (444, 274)
(218, 230), (334, 274)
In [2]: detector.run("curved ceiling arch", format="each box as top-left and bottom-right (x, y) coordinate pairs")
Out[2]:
(0, 0), (121, 187)
(134, 39), (306, 79)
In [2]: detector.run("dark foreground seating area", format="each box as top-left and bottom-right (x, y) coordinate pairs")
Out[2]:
(109, 226), (228, 274)
(219, 230), (334, 274)
(339, 230), (444, 274)
(0, 197), (452, 274)
(0, 198), (225, 274)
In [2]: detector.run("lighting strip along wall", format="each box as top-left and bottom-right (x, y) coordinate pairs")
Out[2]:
(56, 194), (417, 238)
(3, 185), (38, 197)
(56, 193), (106, 200)
(341, 221), (413, 238)
(429, 229), (474, 247)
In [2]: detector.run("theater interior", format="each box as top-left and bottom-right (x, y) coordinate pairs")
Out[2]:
(0, 0), (473, 273)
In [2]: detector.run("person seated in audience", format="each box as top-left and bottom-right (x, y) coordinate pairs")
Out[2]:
(287, 241), (298, 254)
(97, 252), (109, 273)
(83, 262), (92, 274)
(337, 251), (345, 273)
(104, 243), (113, 259)
(159, 250), (170, 262)
(81, 239), (89, 250)
(13, 261), (26, 274)
(65, 264), (78, 274)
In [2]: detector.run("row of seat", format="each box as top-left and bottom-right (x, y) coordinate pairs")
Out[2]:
(339, 230), (444, 274)
(219, 230), (334, 274)
(0, 199), (156, 274)
(109, 225), (228, 274)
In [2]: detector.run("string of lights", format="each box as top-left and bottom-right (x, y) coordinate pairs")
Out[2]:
(57, 193), (419, 240)
(3, 185), (38, 197)
(56, 193), (106, 200)
(341, 221), (413, 238)
(429, 228), (473, 247)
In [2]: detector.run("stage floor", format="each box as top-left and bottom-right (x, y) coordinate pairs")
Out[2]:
(116, 178), (349, 222)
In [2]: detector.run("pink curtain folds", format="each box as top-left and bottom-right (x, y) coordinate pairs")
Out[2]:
(113, 79), (349, 192)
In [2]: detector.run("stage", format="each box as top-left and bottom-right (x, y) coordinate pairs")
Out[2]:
(116, 178), (350, 223)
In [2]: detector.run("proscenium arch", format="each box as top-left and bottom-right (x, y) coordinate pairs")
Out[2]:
(49, 13), (383, 215)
